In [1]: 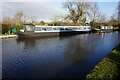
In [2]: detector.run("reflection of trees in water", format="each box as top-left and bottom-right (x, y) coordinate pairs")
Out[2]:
(16, 38), (36, 48)
(16, 34), (106, 64)
(63, 34), (104, 63)
(118, 32), (120, 43)
(16, 37), (60, 49)
(15, 33), (118, 64)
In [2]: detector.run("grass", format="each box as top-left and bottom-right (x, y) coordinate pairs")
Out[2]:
(86, 44), (120, 80)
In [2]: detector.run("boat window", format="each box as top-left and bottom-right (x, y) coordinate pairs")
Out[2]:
(42, 28), (46, 31)
(53, 28), (57, 30)
(84, 27), (86, 29)
(35, 27), (41, 31)
(60, 28), (64, 30)
(101, 26), (104, 29)
(105, 26), (107, 29)
(53, 27), (64, 30)
(78, 27), (82, 30)
(65, 27), (73, 30)
(73, 28), (77, 30)
(78, 28), (81, 30)
(25, 25), (34, 32)
(88, 27), (91, 29)
(42, 27), (52, 31)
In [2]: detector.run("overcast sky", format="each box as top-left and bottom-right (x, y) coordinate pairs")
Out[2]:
(1, 1), (118, 22)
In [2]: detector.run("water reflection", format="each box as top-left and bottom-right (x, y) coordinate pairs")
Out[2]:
(2, 32), (120, 79)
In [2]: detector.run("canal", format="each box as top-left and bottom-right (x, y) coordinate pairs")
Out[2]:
(2, 32), (120, 79)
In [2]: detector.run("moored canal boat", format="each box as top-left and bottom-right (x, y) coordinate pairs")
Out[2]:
(92, 26), (114, 33)
(100, 26), (113, 33)
(17, 24), (91, 38)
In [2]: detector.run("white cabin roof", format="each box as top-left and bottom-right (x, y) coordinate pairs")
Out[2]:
(35, 25), (91, 28)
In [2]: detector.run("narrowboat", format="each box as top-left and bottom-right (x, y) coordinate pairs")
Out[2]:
(100, 26), (113, 33)
(17, 24), (91, 38)
(92, 26), (114, 33)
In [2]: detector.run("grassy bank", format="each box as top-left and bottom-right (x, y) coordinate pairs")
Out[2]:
(86, 44), (120, 80)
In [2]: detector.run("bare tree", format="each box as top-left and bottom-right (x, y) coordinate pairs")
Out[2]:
(63, 1), (91, 25)
(98, 13), (106, 23)
(30, 16), (37, 24)
(13, 11), (24, 24)
(2, 17), (13, 34)
(22, 15), (28, 23)
(2, 17), (10, 23)
(51, 15), (59, 22)
(89, 3), (99, 22)
(13, 11), (37, 24)
(51, 14), (64, 22)
(110, 7), (118, 21)
(2, 17), (13, 27)
(108, 6), (119, 27)
(89, 3), (107, 27)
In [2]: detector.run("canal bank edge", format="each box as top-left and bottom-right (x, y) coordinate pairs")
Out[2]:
(86, 44), (120, 80)
(0, 35), (18, 39)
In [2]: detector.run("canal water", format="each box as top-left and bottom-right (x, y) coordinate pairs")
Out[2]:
(2, 32), (120, 79)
